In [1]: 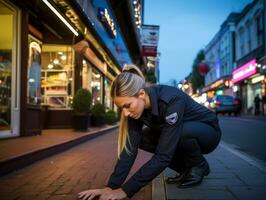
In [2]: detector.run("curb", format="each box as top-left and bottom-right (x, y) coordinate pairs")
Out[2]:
(152, 173), (166, 200)
(0, 126), (118, 176)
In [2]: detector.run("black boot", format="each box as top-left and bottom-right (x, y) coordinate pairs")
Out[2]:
(178, 160), (210, 188)
(165, 169), (189, 184)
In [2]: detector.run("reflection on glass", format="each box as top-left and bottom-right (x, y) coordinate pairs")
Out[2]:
(92, 69), (102, 105)
(0, 1), (13, 130)
(105, 79), (112, 110)
(27, 36), (42, 105)
(41, 45), (74, 108)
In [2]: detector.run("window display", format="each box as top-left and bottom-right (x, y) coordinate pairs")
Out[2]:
(27, 35), (42, 105)
(0, 1), (14, 130)
(105, 78), (112, 110)
(41, 45), (74, 108)
(91, 68), (102, 105)
(82, 59), (92, 91)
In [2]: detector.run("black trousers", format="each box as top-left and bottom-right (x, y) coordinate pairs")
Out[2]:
(139, 121), (221, 172)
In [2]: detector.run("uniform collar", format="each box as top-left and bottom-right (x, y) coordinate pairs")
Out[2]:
(145, 86), (159, 116)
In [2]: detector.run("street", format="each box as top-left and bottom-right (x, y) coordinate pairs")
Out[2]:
(0, 130), (152, 200)
(219, 116), (266, 163)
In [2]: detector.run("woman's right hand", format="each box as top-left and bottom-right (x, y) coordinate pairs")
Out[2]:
(78, 187), (111, 200)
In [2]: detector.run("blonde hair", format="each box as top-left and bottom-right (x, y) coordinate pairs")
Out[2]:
(110, 64), (145, 157)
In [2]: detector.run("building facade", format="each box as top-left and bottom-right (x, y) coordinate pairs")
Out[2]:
(204, 13), (239, 98)
(202, 0), (266, 114)
(233, 0), (265, 113)
(0, 0), (145, 138)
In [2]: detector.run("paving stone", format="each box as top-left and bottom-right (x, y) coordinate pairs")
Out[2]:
(228, 186), (266, 200)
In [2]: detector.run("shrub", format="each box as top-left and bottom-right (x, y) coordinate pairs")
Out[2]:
(105, 110), (117, 125)
(91, 103), (106, 117)
(72, 88), (92, 113)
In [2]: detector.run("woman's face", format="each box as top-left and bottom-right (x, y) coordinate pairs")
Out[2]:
(114, 91), (146, 119)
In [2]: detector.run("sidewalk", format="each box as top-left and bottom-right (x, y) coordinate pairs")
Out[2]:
(0, 125), (118, 176)
(152, 141), (266, 200)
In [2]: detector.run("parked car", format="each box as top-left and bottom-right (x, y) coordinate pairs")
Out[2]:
(211, 95), (240, 116)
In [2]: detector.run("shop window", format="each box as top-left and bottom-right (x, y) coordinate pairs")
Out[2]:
(91, 68), (102, 105)
(41, 45), (74, 108)
(27, 35), (42, 105)
(256, 15), (263, 46)
(0, 1), (15, 130)
(82, 59), (92, 91)
(104, 78), (112, 110)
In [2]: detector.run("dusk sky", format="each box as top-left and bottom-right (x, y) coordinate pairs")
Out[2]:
(144, 0), (253, 84)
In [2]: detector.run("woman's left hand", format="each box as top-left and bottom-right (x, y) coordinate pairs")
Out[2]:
(99, 188), (127, 200)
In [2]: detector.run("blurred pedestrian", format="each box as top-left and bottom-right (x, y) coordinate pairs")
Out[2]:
(262, 94), (266, 116)
(235, 92), (242, 115)
(78, 64), (221, 200)
(254, 94), (261, 115)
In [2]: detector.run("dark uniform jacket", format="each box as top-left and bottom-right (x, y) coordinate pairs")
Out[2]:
(107, 85), (219, 198)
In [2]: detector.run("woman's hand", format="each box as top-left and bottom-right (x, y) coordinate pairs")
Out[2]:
(78, 187), (111, 200)
(99, 188), (127, 200)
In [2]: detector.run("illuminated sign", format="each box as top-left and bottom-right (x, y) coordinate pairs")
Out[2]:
(251, 75), (264, 84)
(210, 79), (223, 89)
(98, 8), (117, 38)
(232, 59), (257, 83)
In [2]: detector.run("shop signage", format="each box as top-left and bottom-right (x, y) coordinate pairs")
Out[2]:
(98, 8), (117, 38)
(54, 0), (85, 33)
(210, 79), (223, 89)
(232, 59), (257, 83)
(251, 75), (264, 84)
(142, 46), (157, 57)
(141, 25), (160, 57)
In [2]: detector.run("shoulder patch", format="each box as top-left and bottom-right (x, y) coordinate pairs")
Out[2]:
(165, 112), (178, 125)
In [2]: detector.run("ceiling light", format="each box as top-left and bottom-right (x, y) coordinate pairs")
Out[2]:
(61, 55), (67, 60)
(48, 64), (53, 69)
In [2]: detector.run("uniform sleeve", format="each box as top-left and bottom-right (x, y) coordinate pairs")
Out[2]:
(106, 118), (143, 189)
(121, 97), (185, 198)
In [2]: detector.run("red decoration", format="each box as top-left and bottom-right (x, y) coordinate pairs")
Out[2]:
(198, 62), (210, 76)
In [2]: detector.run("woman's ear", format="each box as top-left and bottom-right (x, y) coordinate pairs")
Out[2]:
(138, 89), (146, 100)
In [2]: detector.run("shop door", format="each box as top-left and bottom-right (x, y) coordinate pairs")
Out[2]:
(0, 0), (20, 138)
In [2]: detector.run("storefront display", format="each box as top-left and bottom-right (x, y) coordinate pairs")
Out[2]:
(41, 45), (74, 108)
(27, 35), (42, 105)
(91, 68), (102, 105)
(0, 0), (19, 134)
(104, 79), (112, 110)
(82, 59), (92, 91)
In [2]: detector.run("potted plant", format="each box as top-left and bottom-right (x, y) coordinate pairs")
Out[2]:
(105, 110), (117, 125)
(72, 88), (92, 131)
(91, 102), (106, 126)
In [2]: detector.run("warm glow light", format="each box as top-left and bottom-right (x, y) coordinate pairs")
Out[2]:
(251, 75), (264, 84)
(53, 59), (59, 64)
(41, 0), (79, 36)
(61, 55), (67, 60)
(48, 64), (53, 69)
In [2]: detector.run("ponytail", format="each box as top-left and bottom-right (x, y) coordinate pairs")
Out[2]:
(110, 64), (145, 158)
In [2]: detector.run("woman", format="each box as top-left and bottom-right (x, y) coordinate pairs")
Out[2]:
(78, 64), (221, 200)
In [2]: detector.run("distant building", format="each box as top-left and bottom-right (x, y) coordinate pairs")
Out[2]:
(233, 0), (266, 114)
(203, 13), (239, 97)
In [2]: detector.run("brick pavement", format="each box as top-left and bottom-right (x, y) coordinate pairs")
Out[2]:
(0, 129), (152, 200)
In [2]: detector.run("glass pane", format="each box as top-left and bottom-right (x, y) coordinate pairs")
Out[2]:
(105, 79), (112, 110)
(92, 68), (102, 105)
(27, 35), (42, 105)
(0, 2), (13, 130)
(41, 45), (74, 108)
